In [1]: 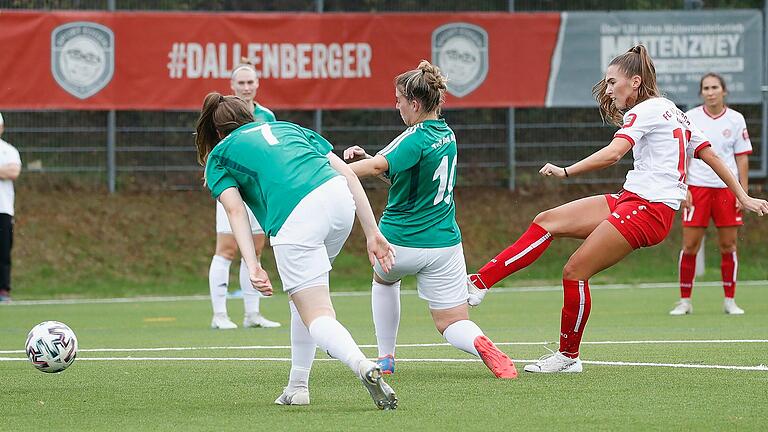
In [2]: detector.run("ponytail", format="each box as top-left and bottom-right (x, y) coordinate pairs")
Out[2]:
(194, 92), (254, 166)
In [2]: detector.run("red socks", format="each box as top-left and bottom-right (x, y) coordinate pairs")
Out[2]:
(679, 252), (696, 299)
(475, 223), (553, 288)
(559, 279), (591, 358)
(721, 252), (737, 299)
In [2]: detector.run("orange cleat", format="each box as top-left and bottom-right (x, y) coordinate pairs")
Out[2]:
(474, 335), (518, 379)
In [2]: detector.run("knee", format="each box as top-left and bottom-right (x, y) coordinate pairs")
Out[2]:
(533, 210), (555, 232)
(562, 259), (583, 281)
(719, 242), (737, 254)
(216, 239), (237, 260)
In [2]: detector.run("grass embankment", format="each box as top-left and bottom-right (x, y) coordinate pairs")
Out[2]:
(13, 185), (768, 299)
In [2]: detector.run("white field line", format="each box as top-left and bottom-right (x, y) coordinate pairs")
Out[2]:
(2, 339), (767, 355)
(3, 280), (766, 306)
(0, 356), (766, 371)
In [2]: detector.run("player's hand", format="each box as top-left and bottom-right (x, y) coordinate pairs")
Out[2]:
(682, 190), (693, 210)
(739, 196), (768, 216)
(539, 163), (567, 178)
(250, 267), (273, 296)
(343, 146), (370, 163)
(366, 231), (396, 273)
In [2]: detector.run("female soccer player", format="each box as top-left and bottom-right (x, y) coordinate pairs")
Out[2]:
(343, 60), (517, 379)
(209, 60), (279, 330)
(671, 73), (752, 316)
(466, 46), (768, 373)
(196, 93), (398, 409)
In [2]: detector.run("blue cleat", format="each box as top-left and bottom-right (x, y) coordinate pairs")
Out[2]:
(376, 354), (395, 375)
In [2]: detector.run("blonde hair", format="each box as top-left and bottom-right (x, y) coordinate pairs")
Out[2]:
(592, 45), (661, 126)
(394, 60), (448, 115)
(231, 57), (257, 80)
(194, 92), (254, 166)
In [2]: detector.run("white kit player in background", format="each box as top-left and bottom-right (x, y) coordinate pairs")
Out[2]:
(0, 112), (21, 303)
(671, 73), (753, 316)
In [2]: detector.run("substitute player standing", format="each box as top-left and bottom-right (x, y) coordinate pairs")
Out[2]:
(209, 60), (280, 329)
(466, 46), (768, 373)
(671, 73), (752, 316)
(343, 61), (517, 379)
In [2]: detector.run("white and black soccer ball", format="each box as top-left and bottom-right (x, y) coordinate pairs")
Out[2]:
(25, 321), (78, 373)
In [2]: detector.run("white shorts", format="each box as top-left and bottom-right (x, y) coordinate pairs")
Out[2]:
(374, 243), (468, 310)
(216, 201), (264, 235)
(270, 176), (355, 294)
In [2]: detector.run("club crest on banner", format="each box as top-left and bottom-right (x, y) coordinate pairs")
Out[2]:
(51, 22), (114, 99)
(432, 23), (488, 98)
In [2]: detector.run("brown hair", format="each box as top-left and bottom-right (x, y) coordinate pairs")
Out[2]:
(194, 92), (254, 166)
(699, 72), (727, 94)
(592, 45), (661, 126)
(394, 60), (448, 115)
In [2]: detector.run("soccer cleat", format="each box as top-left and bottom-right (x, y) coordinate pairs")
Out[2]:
(467, 274), (489, 307)
(243, 313), (282, 328)
(524, 351), (583, 373)
(274, 387), (310, 406)
(474, 335), (517, 379)
(669, 299), (693, 316)
(0, 289), (10, 303)
(210, 313), (238, 330)
(723, 298), (745, 315)
(376, 355), (395, 375)
(227, 289), (244, 299)
(358, 360), (398, 410)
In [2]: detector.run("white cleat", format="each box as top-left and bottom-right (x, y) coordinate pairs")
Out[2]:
(669, 299), (693, 316)
(723, 298), (745, 315)
(524, 351), (583, 373)
(211, 313), (238, 330)
(358, 360), (397, 410)
(467, 274), (489, 307)
(243, 313), (282, 328)
(274, 387), (310, 406)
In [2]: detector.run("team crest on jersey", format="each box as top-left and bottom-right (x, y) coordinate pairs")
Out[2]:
(722, 129), (732, 138)
(51, 22), (114, 99)
(432, 23), (488, 98)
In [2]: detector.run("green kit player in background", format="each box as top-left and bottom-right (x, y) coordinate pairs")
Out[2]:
(343, 60), (517, 379)
(196, 93), (398, 409)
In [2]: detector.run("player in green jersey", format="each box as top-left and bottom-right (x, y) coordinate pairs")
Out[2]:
(343, 61), (517, 380)
(195, 93), (398, 410)
(209, 60), (280, 330)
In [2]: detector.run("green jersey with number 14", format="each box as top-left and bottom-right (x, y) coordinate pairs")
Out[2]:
(378, 119), (461, 248)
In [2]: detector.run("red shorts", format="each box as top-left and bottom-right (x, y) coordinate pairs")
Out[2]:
(604, 191), (675, 249)
(682, 185), (743, 228)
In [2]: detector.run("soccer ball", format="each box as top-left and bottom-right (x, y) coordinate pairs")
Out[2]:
(25, 321), (78, 373)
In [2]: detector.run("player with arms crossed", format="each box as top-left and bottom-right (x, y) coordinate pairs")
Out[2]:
(196, 93), (398, 409)
(344, 60), (517, 379)
(209, 60), (279, 330)
(671, 73), (752, 316)
(466, 46), (768, 373)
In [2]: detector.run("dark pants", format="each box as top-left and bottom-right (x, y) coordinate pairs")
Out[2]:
(0, 213), (13, 292)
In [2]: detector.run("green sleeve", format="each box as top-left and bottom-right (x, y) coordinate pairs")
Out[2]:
(380, 135), (421, 175)
(205, 155), (239, 199)
(301, 127), (333, 155)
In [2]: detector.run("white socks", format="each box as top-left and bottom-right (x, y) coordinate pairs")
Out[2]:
(308, 316), (367, 377)
(209, 255), (231, 315)
(241, 258), (262, 316)
(372, 280), (401, 357)
(443, 320), (484, 357)
(287, 301), (314, 391)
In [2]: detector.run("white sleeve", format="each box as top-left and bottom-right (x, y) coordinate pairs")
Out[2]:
(687, 122), (710, 160)
(734, 114), (753, 155)
(614, 105), (655, 146)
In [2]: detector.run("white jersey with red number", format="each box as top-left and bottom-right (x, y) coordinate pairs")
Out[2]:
(614, 97), (711, 210)
(685, 106), (752, 188)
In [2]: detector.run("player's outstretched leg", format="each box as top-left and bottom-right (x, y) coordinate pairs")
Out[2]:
(372, 279), (400, 374)
(275, 301), (314, 406)
(439, 311), (517, 379)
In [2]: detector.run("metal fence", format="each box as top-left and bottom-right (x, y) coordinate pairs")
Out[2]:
(1, 0), (766, 191)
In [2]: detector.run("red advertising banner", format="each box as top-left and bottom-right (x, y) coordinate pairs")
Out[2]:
(0, 11), (560, 110)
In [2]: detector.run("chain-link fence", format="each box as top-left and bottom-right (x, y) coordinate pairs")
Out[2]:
(1, 0), (765, 191)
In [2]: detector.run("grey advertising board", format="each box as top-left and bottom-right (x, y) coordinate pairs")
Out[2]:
(546, 10), (763, 107)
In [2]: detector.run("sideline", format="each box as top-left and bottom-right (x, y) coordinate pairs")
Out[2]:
(2, 280), (767, 306)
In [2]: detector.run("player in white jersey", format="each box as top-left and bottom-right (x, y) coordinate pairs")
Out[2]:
(466, 45), (768, 374)
(671, 74), (753, 316)
(208, 60), (280, 330)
